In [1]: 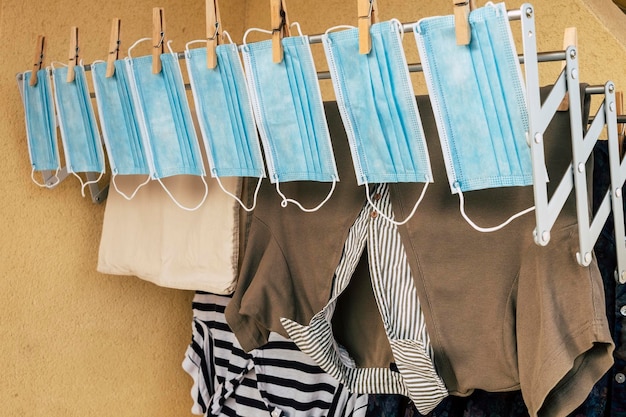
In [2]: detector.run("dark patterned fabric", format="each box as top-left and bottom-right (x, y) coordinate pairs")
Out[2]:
(365, 370), (609, 416)
(593, 140), (626, 417)
(366, 374), (608, 417)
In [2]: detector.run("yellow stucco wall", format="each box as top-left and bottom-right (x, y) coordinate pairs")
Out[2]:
(1, 0), (625, 416)
(0, 1), (243, 416)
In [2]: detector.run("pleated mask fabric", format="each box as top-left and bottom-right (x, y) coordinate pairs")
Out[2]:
(414, 2), (532, 195)
(51, 64), (105, 176)
(92, 60), (151, 200)
(242, 34), (338, 185)
(124, 42), (208, 211)
(322, 20), (433, 187)
(185, 40), (265, 212)
(91, 60), (149, 177)
(21, 69), (61, 186)
(124, 51), (205, 180)
(185, 42), (265, 180)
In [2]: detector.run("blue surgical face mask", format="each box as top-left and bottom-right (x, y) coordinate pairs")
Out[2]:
(125, 39), (208, 211)
(185, 32), (265, 212)
(20, 68), (61, 187)
(414, 2), (531, 194)
(51, 63), (106, 196)
(242, 25), (339, 212)
(414, 2), (535, 232)
(91, 60), (150, 200)
(322, 19), (433, 224)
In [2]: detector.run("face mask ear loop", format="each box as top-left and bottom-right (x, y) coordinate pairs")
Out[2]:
(185, 39), (206, 52)
(325, 25), (357, 36)
(157, 175), (209, 211)
(76, 171), (105, 198)
(185, 31), (234, 55)
(30, 169), (48, 187)
(112, 173), (151, 201)
(243, 28), (273, 45)
(127, 38), (152, 59)
(455, 184), (535, 233)
(289, 22), (304, 37)
(365, 181), (429, 226)
(215, 175), (262, 212)
(390, 18), (404, 40)
(166, 40), (177, 57)
(275, 178), (337, 212)
(222, 31), (234, 44)
(30, 168), (60, 189)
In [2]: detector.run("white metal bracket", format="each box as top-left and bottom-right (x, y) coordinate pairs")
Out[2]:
(519, 3), (626, 277)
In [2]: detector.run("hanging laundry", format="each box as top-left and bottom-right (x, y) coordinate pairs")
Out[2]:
(322, 19), (432, 224)
(184, 292), (369, 417)
(413, 2), (535, 233)
(227, 91), (613, 417)
(282, 184), (448, 415)
(91, 60), (150, 200)
(124, 40), (207, 211)
(185, 36), (265, 211)
(97, 114), (242, 294)
(241, 20), (339, 212)
(414, 2), (531, 195)
(20, 68), (61, 187)
(51, 64), (106, 195)
(592, 139), (626, 417)
(97, 176), (242, 293)
(323, 20), (432, 187)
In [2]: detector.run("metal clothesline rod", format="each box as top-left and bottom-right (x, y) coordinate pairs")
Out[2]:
(23, 47), (562, 84)
(76, 50), (567, 78)
(78, 8), (531, 76)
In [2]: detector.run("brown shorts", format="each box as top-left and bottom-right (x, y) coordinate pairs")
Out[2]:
(227, 88), (613, 417)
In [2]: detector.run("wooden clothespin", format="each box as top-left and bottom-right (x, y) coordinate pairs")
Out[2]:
(67, 26), (79, 82)
(557, 27), (578, 111)
(152, 7), (167, 74)
(206, 0), (222, 69)
(29, 35), (46, 87)
(358, 0), (378, 54)
(270, 0), (291, 63)
(106, 18), (121, 78)
(453, 0), (475, 46)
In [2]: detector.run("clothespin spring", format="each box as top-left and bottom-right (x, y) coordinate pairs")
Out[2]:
(272, 8), (287, 36)
(29, 35), (46, 87)
(109, 40), (120, 56)
(208, 22), (220, 41)
(35, 50), (44, 70)
(154, 32), (165, 50)
(70, 48), (79, 61)
(358, 0), (375, 21)
(67, 26), (79, 82)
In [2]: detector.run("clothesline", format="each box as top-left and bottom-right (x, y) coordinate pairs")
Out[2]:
(15, 1), (626, 282)
(23, 7), (559, 80)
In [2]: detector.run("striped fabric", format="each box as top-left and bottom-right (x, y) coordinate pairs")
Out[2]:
(182, 292), (369, 417)
(281, 184), (448, 414)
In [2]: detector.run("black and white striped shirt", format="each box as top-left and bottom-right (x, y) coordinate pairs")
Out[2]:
(183, 292), (369, 416)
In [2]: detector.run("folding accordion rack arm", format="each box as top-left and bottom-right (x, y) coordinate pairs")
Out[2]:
(518, 3), (626, 281)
